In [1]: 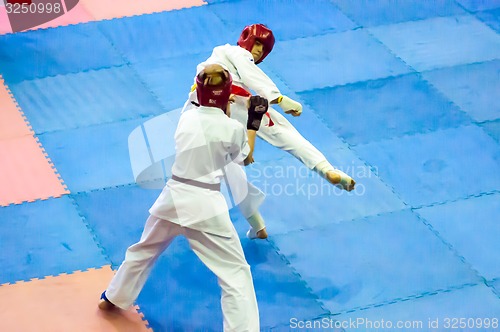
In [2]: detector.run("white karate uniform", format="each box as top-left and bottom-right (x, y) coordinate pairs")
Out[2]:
(184, 44), (327, 170)
(105, 106), (260, 332)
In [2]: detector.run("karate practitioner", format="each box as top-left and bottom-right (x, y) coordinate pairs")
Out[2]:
(183, 24), (356, 238)
(98, 64), (268, 332)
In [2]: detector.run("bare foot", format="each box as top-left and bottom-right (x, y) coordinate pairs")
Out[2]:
(247, 227), (268, 240)
(256, 228), (268, 239)
(326, 171), (355, 191)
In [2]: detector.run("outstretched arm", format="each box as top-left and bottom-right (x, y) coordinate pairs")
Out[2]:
(244, 95), (269, 165)
(244, 130), (257, 165)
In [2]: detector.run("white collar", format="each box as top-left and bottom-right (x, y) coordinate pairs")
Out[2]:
(197, 106), (226, 115)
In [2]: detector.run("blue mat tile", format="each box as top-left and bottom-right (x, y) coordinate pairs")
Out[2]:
(456, 0), (500, 12)
(250, 63), (351, 160)
(131, 53), (210, 111)
(38, 117), (146, 193)
(246, 153), (406, 236)
(96, 8), (230, 64)
(71, 185), (161, 267)
(337, 284), (500, 331)
(73, 183), (325, 329)
(481, 120), (500, 143)
(0, 24), (125, 84)
(332, 0), (466, 27)
(0, 196), (108, 284)
(253, 108), (349, 166)
(369, 15), (500, 71)
(476, 8), (500, 32)
(138, 238), (326, 331)
(208, 0), (357, 41)
(9, 65), (163, 134)
(265, 29), (411, 92)
(272, 209), (479, 314)
(492, 278), (500, 295)
(422, 60), (500, 122)
(416, 194), (500, 280)
(353, 125), (500, 207)
(299, 73), (471, 146)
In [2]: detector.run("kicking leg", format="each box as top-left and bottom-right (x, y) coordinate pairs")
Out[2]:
(258, 108), (355, 191)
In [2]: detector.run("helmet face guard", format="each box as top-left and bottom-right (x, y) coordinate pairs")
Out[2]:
(196, 65), (233, 113)
(237, 24), (275, 64)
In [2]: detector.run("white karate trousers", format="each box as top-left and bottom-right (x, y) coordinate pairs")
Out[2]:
(105, 215), (259, 332)
(231, 98), (327, 170)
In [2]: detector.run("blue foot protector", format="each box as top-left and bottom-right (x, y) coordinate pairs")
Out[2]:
(299, 73), (471, 146)
(38, 117), (146, 193)
(0, 23), (125, 84)
(422, 60), (500, 122)
(265, 29), (411, 92)
(416, 193), (500, 281)
(10, 65), (164, 134)
(353, 125), (500, 207)
(0, 196), (108, 285)
(136, 237), (326, 331)
(369, 15), (500, 71)
(336, 284), (500, 331)
(331, 0), (466, 27)
(272, 209), (479, 314)
(208, 0), (357, 41)
(96, 8), (230, 64)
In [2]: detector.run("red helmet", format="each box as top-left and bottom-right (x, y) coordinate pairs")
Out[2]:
(196, 65), (233, 112)
(237, 24), (275, 64)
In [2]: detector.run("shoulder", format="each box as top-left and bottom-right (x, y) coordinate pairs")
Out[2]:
(219, 115), (246, 136)
(227, 117), (246, 130)
(219, 44), (254, 61)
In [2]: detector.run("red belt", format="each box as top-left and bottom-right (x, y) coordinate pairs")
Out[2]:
(231, 85), (274, 127)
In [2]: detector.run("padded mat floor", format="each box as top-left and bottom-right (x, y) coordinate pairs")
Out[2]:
(1, 0), (499, 331)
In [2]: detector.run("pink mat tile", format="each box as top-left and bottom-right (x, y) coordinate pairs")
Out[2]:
(0, 0), (206, 35)
(0, 266), (151, 332)
(31, 2), (94, 31)
(0, 77), (33, 140)
(0, 1), (93, 35)
(0, 6), (12, 35)
(0, 135), (69, 206)
(80, 0), (206, 21)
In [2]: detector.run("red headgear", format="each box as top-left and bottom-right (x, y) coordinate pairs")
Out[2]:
(237, 24), (275, 64)
(196, 65), (233, 113)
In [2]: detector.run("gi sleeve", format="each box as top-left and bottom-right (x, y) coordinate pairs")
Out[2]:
(226, 47), (282, 103)
(229, 122), (250, 164)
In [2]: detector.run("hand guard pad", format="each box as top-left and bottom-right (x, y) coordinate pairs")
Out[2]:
(278, 95), (303, 115)
(247, 95), (269, 131)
